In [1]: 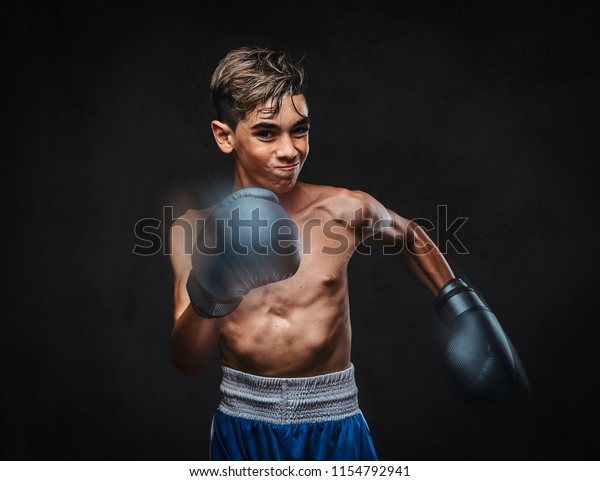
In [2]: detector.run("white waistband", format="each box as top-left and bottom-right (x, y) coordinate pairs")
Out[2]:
(217, 364), (360, 424)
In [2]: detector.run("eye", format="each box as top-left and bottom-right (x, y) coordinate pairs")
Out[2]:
(292, 126), (310, 137)
(256, 130), (274, 139)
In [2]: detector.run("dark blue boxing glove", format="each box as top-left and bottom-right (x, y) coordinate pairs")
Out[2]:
(186, 188), (301, 318)
(434, 278), (516, 405)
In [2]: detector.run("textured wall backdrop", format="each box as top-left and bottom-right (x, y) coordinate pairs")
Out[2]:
(2, 0), (599, 461)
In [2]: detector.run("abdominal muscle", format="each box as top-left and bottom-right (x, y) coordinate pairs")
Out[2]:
(217, 262), (352, 378)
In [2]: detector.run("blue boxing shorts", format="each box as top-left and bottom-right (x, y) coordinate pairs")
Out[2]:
(209, 363), (378, 461)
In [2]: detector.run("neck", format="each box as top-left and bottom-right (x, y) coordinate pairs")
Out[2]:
(231, 174), (301, 213)
(276, 186), (301, 212)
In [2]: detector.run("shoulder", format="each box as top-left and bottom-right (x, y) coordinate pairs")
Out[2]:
(301, 183), (388, 222)
(170, 208), (208, 239)
(175, 207), (208, 225)
(298, 182), (374, 206)
(168, 208), (210, 274)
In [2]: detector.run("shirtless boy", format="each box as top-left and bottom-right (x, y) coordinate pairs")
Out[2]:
(169, 46), (518, 460)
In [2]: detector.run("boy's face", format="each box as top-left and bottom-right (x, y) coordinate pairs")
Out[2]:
(228, 94), (310, 194)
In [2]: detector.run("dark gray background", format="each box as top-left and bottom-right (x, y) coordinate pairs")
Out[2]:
(2, 0), (599, 460)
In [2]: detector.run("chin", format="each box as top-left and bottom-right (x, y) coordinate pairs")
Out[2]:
(270, 185), (294, 195)
(269, 178), (298, 194)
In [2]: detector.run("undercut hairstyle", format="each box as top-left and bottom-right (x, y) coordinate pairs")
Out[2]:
(210, 46), (308, 130)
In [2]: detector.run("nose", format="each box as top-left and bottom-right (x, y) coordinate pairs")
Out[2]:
(275, 134), (298, 161)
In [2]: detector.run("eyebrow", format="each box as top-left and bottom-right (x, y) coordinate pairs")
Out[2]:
(250, 117), (311, 131)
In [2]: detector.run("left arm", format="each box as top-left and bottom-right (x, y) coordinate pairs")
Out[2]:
(352, 189), (524, 405)
(354, 190), (455, 295)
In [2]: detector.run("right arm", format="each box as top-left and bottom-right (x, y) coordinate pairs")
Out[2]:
(169, 211), (221, 378)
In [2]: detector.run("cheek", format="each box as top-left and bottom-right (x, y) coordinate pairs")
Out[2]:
(300, 139), (309, 158)
(242, 146), (272, 169)
(238, 139), (268, 157)
(292, 135), (308, 150)
(252, 146), (274, 162)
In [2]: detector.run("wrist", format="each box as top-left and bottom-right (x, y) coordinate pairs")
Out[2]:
(434, 277), (487, 327)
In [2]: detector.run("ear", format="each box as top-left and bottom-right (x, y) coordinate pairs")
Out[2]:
(210, 120), (235, 154)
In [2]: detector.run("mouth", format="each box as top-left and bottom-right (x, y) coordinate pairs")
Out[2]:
(275, 162), (300, 172)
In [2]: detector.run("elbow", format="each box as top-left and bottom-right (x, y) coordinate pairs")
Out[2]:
(170, 310), (219, 378)
(170, 345), (204, 378)
(171, 352), (203, 378)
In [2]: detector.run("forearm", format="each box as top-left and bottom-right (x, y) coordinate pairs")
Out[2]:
(171, 304), (221, 377)
(404, 221), (454, 295)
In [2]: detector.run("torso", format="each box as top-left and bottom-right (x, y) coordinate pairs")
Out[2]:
(215, 182), (365, 377)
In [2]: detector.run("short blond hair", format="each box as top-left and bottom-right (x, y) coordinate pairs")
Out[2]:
(210, 46), (307, 129)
